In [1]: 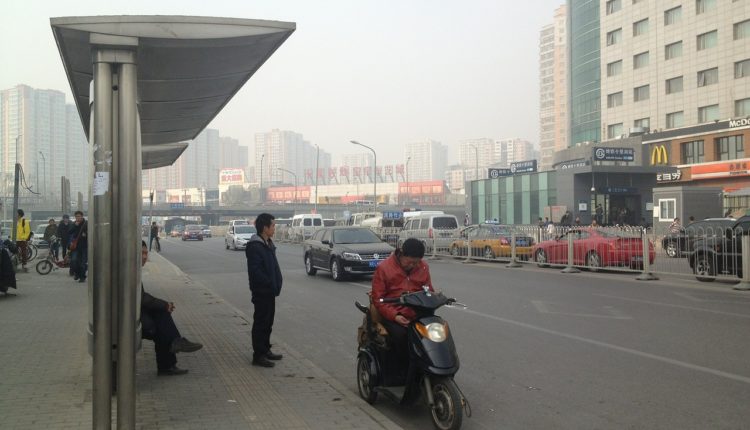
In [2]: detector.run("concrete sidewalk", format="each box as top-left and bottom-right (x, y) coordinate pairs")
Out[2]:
(0, 252), (401, 430)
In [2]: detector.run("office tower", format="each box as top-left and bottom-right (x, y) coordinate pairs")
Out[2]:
(404, 140), (448, 181)
(540, 5), (568, 171)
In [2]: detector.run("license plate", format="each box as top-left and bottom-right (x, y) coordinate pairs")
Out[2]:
(369, 260), (381, 268)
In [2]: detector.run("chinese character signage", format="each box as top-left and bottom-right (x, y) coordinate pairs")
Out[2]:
(558, 159), (588, 170)
(593, 147), (635, 162)
(219, 168), (245, 185)
(488, 168), (512, 178)
(510, 160), (538, 174)
(656, 171), (682, 182)
(692, 161), (750, 179)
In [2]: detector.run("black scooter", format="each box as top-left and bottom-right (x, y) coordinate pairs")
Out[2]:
(355, 287), (470, 430)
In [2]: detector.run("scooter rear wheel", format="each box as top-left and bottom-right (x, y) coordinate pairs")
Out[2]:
(430, 376), (463, 430)
(36, 260), (53, 275)
(356, 354), (378, 404)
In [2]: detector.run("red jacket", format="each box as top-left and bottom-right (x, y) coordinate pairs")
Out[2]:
(371, 252), (433, 322)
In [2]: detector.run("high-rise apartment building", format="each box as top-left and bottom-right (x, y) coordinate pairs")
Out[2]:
(404, 140), (447, 182)
(568, 0), (601, 146)
(254, 129), (331, 186)
(496, 138), (538, 166)
(600, 0), (750, 137)
(540, 5), (568, 171)
(458, 138), (500, 176)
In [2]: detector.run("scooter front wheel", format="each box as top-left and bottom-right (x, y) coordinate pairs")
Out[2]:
(36, 260), (53, 275)
(356, 354), (378, 404)
(430, 376), (463, 430)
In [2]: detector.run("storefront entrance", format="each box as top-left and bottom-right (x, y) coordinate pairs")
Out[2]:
(592, 193), (641, 226)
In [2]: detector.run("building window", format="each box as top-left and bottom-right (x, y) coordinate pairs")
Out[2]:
(697, 67), (719, 87)
(697, 30), (718, 50)
(607, 28), (623, 46)
(664, 6), (682, 25)
(606, 0), (622, 14)
(607, 60), (623, 77)
(698, 104), (720, 123)
(735, 19), (750, 40)
(666, 111), (684, 129)
(659, 199), (676, 221)
(681, 140), (705, 164)
(736, 98), (750, 116)
(665, 41), (683, 60)
(736, 59), (750, 78)
(608, 123), (624, 139)
(666, 76), (684, 94)
(607, 92), (623, 108)
(633, 18), (649, 36)
(696, 0), (716, 14)
(634, 51), (650, 69)
(634, 118), (650, 129)
(634, 85), (650, 102)
(716, 136), (745, 160)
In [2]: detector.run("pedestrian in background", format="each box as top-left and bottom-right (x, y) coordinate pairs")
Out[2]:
(69, 211), (88, 283)
(245, 213), (283, 368)
(15, 209), (31, 272)
(149, 221), (160, 252)
(57, 214), (72, 262)
(669, 217), (682, 234)
(43, 219), (59, 260)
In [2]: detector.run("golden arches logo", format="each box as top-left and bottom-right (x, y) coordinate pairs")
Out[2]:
(651, 145), (668, 165)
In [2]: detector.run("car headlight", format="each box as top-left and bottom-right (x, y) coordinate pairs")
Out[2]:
(415, 322), (448, 342)
(342, 252), (362, 260)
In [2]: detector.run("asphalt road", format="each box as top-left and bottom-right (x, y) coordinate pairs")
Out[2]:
(156, 236), (750, 430)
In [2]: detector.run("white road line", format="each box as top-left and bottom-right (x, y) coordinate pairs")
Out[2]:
(453, 307), (750, 385)
(593, 293), (750, 319)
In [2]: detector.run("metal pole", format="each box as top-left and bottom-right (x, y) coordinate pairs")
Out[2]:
(351, 141), (377, 208)
(561, 230), (580, 273)
(405, 156), (411, 206)
(117, 59), (139, 430)
(315, 145), (319, 213)
(506, 229), (521, 268)
(259, 153), (264, 204)
(734, 234), (750, 290)
(91, 58), (113, 430)
(39, 152), (46, 199)
(636, 227), (658, 280)
(11, 135), (22, 242)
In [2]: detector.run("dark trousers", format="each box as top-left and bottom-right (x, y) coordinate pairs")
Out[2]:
(251, 295), (276, 359)
(142, 310), (181, 371)
(17, 241), (28, 266)
(71, 247), (88, 279)
(381, 318), (409, 363)
(61, 239), (68, 260)
(149, 235), (159, 251)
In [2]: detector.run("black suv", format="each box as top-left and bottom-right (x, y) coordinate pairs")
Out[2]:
(662, 218), (735, 258)
(689, 216), (750, 281)
(303, 227), (394, 282)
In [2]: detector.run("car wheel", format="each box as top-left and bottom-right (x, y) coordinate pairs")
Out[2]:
(304, 253), (317, 276)
(331, 258), (345, 282)
(483, 246), (495, 259)
(665, 242), (679, 258)
(693, 253), (716, 282)
(535, 249), (548, 267)
(587, 251), (602, 272)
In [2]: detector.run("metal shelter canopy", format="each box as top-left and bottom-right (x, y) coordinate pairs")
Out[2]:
(51, 15), (296, 169)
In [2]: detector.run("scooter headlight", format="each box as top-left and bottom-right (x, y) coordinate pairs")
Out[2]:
(416, 322), (448, 343)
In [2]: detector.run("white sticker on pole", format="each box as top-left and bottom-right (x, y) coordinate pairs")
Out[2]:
(93, 172), (109, 196)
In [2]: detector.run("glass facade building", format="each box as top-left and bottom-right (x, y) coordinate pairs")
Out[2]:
(568, 0), (601, 145)
(471, 172), (557, 225)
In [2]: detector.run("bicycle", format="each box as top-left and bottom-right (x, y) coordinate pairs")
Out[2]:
(36, 238), (69, 275)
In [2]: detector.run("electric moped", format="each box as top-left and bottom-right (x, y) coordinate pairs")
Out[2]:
(355, 287), (470, 430)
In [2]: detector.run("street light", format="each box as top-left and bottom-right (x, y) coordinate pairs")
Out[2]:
(259, 153), (265, 204)
(277, 168), (297, 206)
(11, 135), (22, 242)
(38, 151), (46, 198)
(314, 144), (319, 213)
(350, 140), (377, 207)
(405, 156), (412, 206)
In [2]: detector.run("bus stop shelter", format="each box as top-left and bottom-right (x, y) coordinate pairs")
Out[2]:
(51, 15), (295, 429)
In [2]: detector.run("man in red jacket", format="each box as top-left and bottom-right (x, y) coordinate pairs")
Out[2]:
(371, 238), (433, 364)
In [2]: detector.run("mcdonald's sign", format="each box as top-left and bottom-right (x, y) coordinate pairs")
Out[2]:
(650, 144), (668, 165)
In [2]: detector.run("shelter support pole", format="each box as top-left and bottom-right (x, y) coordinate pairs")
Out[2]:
(734, 235), (750, 291)
(636, 228), (658, 281)
(506, 230), (521, 268)
(561, 231), (580, 273)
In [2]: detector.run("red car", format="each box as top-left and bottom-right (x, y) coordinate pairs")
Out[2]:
(532, 228), (655, 270)
(182, 224), (204, 241)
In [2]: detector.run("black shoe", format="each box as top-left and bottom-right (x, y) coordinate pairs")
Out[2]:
(170, 337), (203, 354)
(78, 277), (86, 283)
(252, 356), (275, 368)
(157, 366), (188, 376)
(73, 276), (79, 281)
(266, 351), (283, 361)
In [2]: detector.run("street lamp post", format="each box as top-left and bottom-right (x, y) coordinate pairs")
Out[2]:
(405, 156), (411, 206)
(38, 151), (46, 199)
(12, 135), (22, 242)
(259, 153), (265, 204)
(277, 168), (298, 206)
(314, 144), (319, 213)
(350, 140), (377, 207)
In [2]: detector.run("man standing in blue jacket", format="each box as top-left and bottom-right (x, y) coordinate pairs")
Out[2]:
(245, 213), (283, 368)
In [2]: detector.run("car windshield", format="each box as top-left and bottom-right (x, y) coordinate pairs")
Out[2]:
(433, 217), (458, 229)
(235, 226), (257, 234)
(333, 229), (381, 244)
(186, 225), (202, 231)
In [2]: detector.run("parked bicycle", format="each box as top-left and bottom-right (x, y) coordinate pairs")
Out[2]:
(36, 238), (69, 275)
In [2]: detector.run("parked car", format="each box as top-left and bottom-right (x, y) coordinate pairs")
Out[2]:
(532, 227), (655, 271)
(31, 224), (50, 249)
(661, 218), (735, 257)
(689, 216), (750, 281)
(397, 213), (459, 253)
(170, 225), (185, 237)
(449, 224), (534, 259)
(182, 224), (204, 241)
(225, 224), (257, 251)
(303, 227), (394, 281)
(199, 224), (212, 238)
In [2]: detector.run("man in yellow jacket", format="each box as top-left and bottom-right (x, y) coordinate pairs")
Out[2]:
(16, 209), (31, 271)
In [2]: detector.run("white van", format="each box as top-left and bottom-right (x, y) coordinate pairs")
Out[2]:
(289, 214), (324, 241)
(397, 213), (459, 252)
(349, 212), (381, 226)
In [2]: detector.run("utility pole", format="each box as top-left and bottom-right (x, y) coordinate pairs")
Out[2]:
(11, 135), (22, 242)
(351, 140), (377, 208)
(314, 145), (319, 213)
(260, 153), (265, 204)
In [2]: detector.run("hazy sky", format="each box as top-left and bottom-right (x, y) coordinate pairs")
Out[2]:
(1, 0), (564, 165)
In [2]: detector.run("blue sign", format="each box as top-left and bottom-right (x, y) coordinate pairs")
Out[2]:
(593, 147), (635, 162)
(170, 202), (185, 209)
(382, 211), (403, 220)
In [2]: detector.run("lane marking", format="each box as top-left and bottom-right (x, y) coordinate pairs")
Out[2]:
(451, 307), (750, 385)
(531, 300), (632, 320)
(594, 294), (750, 319)
(673, 291), (750, 305)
